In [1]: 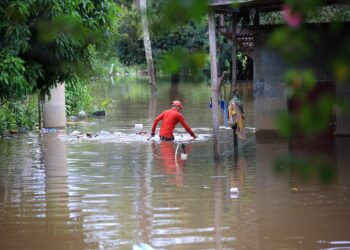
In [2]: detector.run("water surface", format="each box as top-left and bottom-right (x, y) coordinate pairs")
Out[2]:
(0, 78), (350, 250)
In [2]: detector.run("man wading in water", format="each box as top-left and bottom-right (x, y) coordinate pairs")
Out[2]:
(150, 100), (197, 141)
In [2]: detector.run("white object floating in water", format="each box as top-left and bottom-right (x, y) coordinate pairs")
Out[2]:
(78, 110), (87, 118)
(135, 124), (143, 130)
(133, 243), (154, 250)
(230, 187), (239, 199)
(71, 130), (81, 136)
(113, 132), (126, 136)
(245, 126), (256, 132)
(230, 187), (239, 193)
(97, 130), (112, 137)
(230, 193), (239, 199)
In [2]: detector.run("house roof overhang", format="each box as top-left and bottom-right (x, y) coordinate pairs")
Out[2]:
(209, 0), (349, 14)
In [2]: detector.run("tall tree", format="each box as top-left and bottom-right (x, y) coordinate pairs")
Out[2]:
(139, 0), (157, 96)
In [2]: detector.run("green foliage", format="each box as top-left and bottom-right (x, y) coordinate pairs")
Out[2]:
(100, 98), (112, 110)
(284, 69), (316, 99)
(151, 1), (209, 75)
(154, 0), (208, 29)
(114, 0), (133, 9)
(115, 0), (209, 76)
(115, 9), (145, 66)
(0, 49), (34, 99)
(307, 5), (350, 23)
(260, 5), (350, 25)
(92, 56), (133, 76)
(0, 0), (118, 100)
(332, 59), (350, 82)
(276, 95), (337, 138)
(268, 27), (317, 63)
(285, 0), (323, 14)
(159, 47), (207, 75)
(0, 97), (38, 134)
(267, 0), (350, 141)
(65, 79), (93, 116)
(276, 69), (341, 138)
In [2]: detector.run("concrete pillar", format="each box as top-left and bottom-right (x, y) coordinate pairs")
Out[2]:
(42, 83), (66, 128)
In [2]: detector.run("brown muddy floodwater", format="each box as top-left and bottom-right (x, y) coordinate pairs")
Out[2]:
(1, 79), (350, 250)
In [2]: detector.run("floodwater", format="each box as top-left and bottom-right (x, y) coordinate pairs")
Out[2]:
(1, 78), (350, 250)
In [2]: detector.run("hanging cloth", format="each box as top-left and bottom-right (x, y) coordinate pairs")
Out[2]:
(228, 97), (246, 139)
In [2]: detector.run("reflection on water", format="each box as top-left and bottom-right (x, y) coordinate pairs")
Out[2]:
(151, 141), (193, 188)
(0, 79), (350, 249)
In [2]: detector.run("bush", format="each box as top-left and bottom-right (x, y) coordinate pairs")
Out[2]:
(65, 79), (94, 117)
(0, 97), (38, 135)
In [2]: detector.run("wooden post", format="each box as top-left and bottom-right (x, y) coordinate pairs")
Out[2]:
(231, 13), (238, 91)
(233, 127), (238, 150)
(218, 14), (225, 76)
(233, 127), (238, 162)
(208, 9), (220, 158)
(231, 13), (239, 152)
(254, 8), (260, 26)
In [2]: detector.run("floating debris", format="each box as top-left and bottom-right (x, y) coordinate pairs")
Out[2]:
(133, 243), (154, 250)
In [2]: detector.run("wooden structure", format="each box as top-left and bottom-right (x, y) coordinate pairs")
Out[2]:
(207, 0), (350, 139)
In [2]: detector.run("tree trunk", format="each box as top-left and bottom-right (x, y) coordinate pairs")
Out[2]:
(170, 72), (180, 84)
(140, 0), (157, 96)
(134, 0), (140, 11)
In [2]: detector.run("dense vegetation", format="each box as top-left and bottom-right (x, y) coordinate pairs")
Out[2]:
(115, 0), (209, 77)
(0, 0), (117, 100)
(0, 0), (118, 134)
(0, 98), (38, 134)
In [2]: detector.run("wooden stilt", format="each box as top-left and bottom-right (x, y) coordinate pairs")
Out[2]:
(231, 13), (238, 92)
(208, 9), (221, 158)
(233, 127), (238, 150)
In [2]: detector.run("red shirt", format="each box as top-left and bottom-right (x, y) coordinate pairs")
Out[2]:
(152, 108), (195, 138)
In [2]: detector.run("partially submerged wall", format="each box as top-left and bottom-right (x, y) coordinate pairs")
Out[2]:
(253, 25), (350, 139)
(253, 32), (287, 140)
